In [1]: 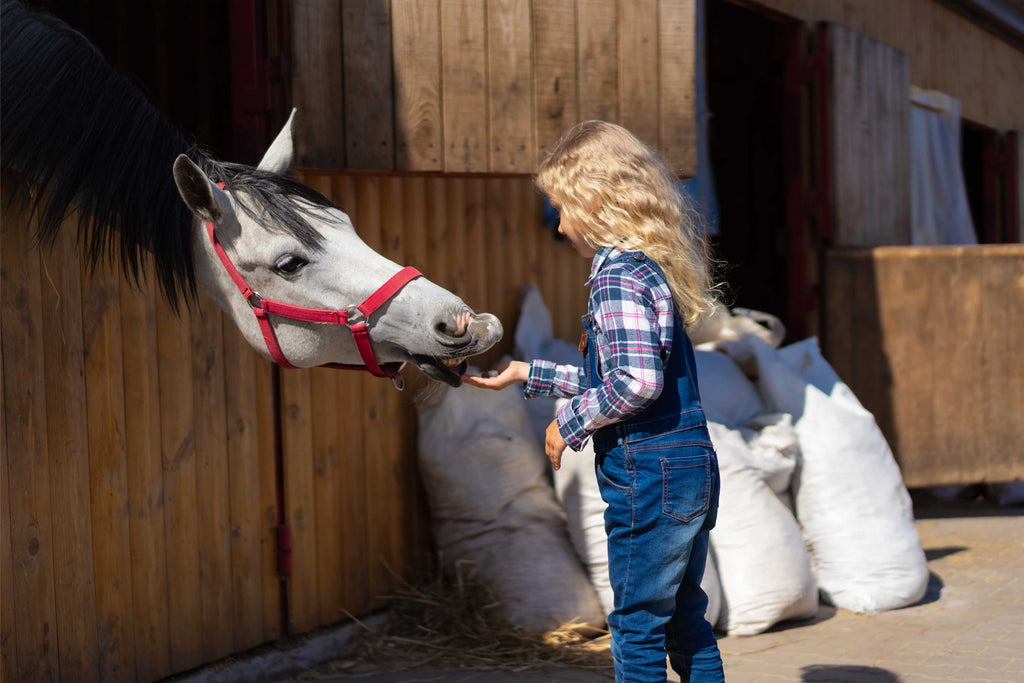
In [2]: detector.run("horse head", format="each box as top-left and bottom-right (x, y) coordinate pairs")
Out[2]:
(173, 111), (502, 387)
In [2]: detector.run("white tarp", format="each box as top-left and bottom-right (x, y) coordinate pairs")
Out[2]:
(910, 86), (977, 245)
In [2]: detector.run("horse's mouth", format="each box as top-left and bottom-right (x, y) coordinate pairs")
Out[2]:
(412, 355), (469, 387)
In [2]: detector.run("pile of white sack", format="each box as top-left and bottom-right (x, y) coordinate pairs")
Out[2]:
(415, 285), (931, 635)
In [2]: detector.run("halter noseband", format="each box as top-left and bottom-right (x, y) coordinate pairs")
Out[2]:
(206, 184), (421, 384)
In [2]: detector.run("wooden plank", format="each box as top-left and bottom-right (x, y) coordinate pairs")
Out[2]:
(0, 203), (60, 682)
(281, 366), (318, 632)
(301, 174), (345, 626)
(223, 322), (267, 650)
(191, 304), (234, 659)
(256, 359), (282, 641)
(890, 47), (911, 245)
(120, 263), (171, 680)
(929, 251), (983, 481)
(658, 0), (697, 176)
(399, 176), (433, 559)
(445, 177), (470, 301)
(379, 177), (410, 581)
(425, 176), (451, 296)
(41, 229), (101, 682)
(0, 308), (17, 683)
(81, 263), (135, 681)
(353, 176), (392, 604)
(464, 178), (489, 320)
(158, 303), (202, 669)
(442, 0), (489, 171)
(311, 365), (344, 626)
(333, 174), (372, 615)
(487, 0), (535, 173)
(392, 0), (443, 171)
(533, 0), (578, 161)
(618, 0), (660, 147)
(291, 0), (346, 167)
(577, 0), (618, 123)
(979, 246), (1024, 482)
(342, 0), (396, 169)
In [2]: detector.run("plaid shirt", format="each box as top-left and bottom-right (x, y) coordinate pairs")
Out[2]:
(525, 246), (675, 451)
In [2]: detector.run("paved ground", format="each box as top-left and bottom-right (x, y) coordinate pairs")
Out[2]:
(181, 496), (1023, 683)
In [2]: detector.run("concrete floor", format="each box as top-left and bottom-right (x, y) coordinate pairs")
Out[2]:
(179, 497), (1024, 683)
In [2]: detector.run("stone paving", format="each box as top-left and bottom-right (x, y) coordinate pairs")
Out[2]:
(715, 498), (1024, 682)
(182, 497), (1023, 683)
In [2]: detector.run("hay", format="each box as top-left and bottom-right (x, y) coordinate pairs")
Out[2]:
(291, 560), (614, 680)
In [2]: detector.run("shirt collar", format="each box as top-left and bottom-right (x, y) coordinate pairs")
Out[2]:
(586, 245), (623, 286)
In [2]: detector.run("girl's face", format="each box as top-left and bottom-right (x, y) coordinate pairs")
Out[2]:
(552, 201), (597, 258)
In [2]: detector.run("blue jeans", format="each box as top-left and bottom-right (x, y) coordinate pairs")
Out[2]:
(595, 425), (723, 683)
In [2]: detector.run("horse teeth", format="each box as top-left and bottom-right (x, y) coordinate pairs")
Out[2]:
(442, 357), (465, 368)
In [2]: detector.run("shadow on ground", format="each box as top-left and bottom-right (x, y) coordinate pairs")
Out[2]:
(801, 664), (901, 682)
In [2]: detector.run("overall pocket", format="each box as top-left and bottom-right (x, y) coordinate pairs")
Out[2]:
(660, 451), (712, 522)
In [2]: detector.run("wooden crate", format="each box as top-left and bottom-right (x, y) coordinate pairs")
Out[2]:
(823, 245), (1024, 487)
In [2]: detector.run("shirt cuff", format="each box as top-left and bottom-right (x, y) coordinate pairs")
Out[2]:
(524, 359), (557, 399)
(556, 399), (590, 451)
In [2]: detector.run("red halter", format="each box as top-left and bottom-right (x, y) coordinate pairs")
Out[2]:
(205, 187), (421, 382)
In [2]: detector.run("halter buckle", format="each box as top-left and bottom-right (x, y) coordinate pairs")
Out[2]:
(247, 290), (265, 310)
(344, 304), (365, 326)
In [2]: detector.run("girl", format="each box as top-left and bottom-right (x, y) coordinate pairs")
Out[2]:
(463, 120), (723, 682)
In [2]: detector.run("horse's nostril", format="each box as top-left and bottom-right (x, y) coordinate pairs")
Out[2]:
(434, 311), (473, 338)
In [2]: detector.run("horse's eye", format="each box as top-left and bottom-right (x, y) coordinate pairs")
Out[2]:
(275, 255), (307, 275)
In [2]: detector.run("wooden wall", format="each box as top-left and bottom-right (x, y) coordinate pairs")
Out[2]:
(290, 0), (699, 177)
(822, 245), (1024, 488)
(1, 172), (589, 681)
(752, 0), (1024, 132)
(828, 24), (912, 247)
(0, 200), (279, 682)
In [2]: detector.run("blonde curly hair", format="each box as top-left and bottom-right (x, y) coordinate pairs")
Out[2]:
(536, 120), (717, 329)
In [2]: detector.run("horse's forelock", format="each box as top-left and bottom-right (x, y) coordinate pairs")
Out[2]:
(203, 160), (335, 251)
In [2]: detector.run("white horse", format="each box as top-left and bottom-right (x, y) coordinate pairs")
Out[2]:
(1, 1), (500, 386)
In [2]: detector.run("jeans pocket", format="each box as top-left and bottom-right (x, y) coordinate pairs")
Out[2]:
(596, 451), (633, 494)
(661, 452), (712, 522)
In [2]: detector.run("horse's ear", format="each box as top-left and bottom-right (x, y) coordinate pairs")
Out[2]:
(257, 108), (296, 174)
(173, 155), (229, 223)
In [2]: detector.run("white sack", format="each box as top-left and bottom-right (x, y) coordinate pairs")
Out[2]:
(739, 413), (800, 498)
(693, 349), (766, 428)
(417, 382), (605, 631)
(702, 544), (723, 630)
(708, 423), (819, 636)
(747, 336), (929, 613)
(551, 434), (615, 618)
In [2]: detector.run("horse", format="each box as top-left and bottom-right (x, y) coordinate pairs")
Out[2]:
(0, 1), (501, 387)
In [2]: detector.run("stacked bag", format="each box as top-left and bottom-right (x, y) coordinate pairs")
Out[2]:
(414, 285), (929, 635)
(516, 287), (928, 633)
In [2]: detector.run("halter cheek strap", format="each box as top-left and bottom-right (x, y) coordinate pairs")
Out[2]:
(206, 183), (421, 379)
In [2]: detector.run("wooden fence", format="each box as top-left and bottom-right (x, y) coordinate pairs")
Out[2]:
(1, 172), (589, 682)
(822, 245), (1024, 488)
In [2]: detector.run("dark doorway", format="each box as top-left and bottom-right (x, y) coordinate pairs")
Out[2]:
(705, 0), (796, 331)
(31, 1), (235, 159)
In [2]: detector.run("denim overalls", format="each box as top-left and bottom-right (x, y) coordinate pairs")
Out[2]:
(585, 251), (723, 683)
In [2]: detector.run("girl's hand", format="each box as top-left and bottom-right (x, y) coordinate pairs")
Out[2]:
(460, 359), (529, 390)
(545, 419), (567, 470)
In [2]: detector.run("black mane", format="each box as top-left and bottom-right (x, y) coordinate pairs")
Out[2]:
(1, 1), (334, 309)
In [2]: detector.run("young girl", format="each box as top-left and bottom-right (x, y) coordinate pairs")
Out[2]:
(463, 120), (723, 682)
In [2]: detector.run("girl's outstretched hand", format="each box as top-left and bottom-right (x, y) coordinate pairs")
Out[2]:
(460, 359), (530, 390)
(545, 419), (567, 470)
